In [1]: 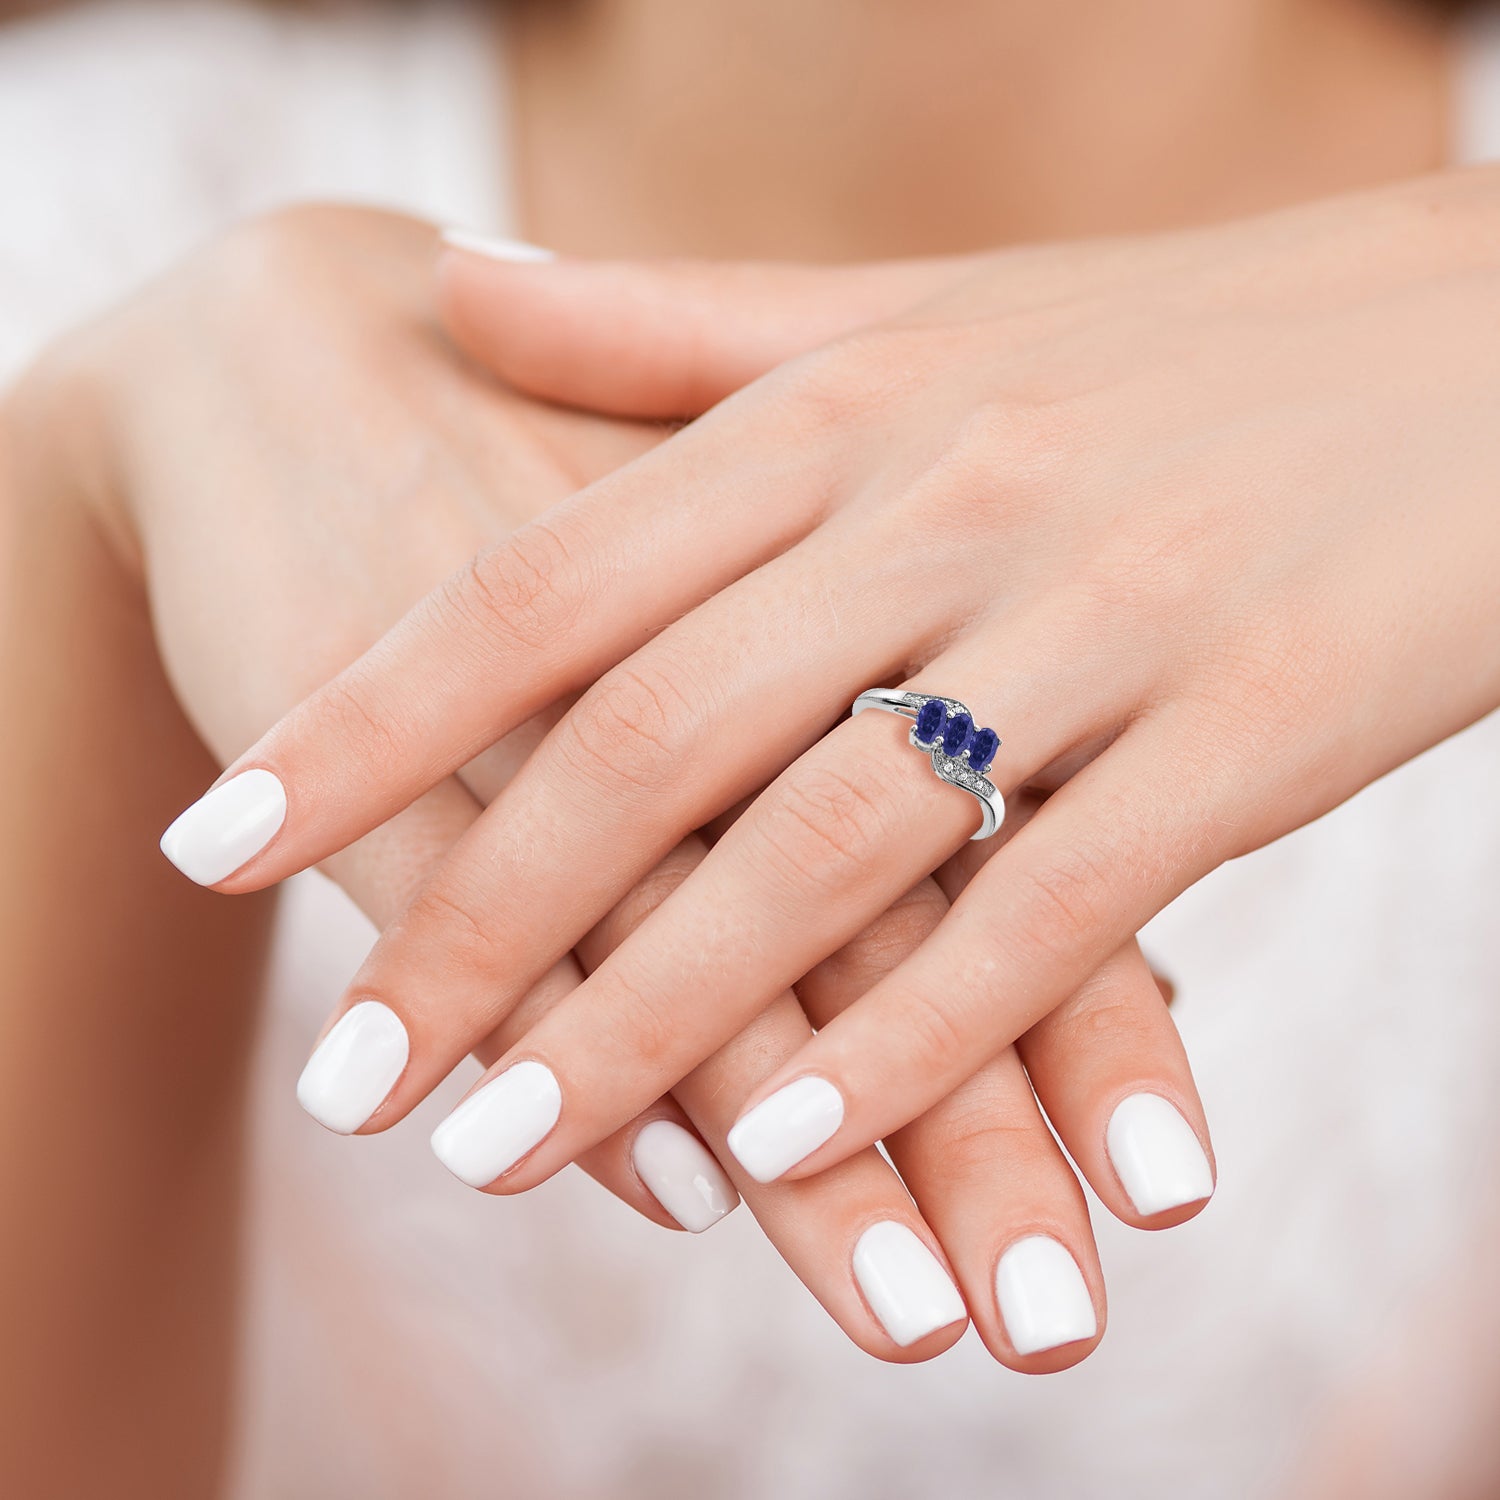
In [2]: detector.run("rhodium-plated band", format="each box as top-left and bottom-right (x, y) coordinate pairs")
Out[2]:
(851, 688), (1005, 841)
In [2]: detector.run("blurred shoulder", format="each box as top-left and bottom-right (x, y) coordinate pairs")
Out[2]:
(0, 0), (503, 378)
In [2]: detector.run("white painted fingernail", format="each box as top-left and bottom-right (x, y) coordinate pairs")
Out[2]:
(295, 1001), (409, 1134)
(159, 768), (286, 885)
(440, 228), (556, 263)
(631, 1119), (739, 1233)
(430, 1060), (562, 1187)
(1106, 1093), (1215, 1216)
(852, 1221), (967, 1348)
(995, 1236), (1097, 1355)
(726, 1076), (844, 1183)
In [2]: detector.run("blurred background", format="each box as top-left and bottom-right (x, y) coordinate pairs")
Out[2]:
(3, 3), (1500, 1497)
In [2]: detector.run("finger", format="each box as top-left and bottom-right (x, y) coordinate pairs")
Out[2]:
(673, 997), (971, 1359)
(283, 558), (1116, 1150)
(798, 879), (1105, 1371)
(158, 399), (834, 894)
(463, 954), (738, 1235)
(894, 1051), (1108, 1372)
(315, 776), (483, 929)
(929, 817), (1214, 1228)
(1014, 941), (1214, 1230)
(437, 243), (977, 418)
(568, 840), (969, 1360)
(729, 699), (1234, 1183)
(313, 778), (733, 1232)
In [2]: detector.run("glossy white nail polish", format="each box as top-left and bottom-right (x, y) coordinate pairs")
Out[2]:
(1106, 1093), (1215, 1216)
(159, 768), (286, 886)
(995, 1236), (1097, 1355)
(852, 1221), (967, 1348)
(295, 1001), (409, 1135)
(440, 229), (556, 263)
(430, 1060), (562, 1188)
(631, 1119), (739, 1232)
(725, 1076), (844, 1183)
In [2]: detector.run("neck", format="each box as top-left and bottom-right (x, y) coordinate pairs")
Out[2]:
(504, 0), (1449, 259)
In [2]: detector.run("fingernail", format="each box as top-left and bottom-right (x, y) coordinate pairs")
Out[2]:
(852, 1221), (967, 1348)
(631, 1119), (739, 1233)
(725, 1076), (844, 1183)
(295, 1000), (409, 1134)
(430, 1060), (562, 1188)
(159, 768), (287, 885)
(995, 1236), (1098, 1355)
(440, 228), (556, 264)
(1106, 1092), (1215, 1216)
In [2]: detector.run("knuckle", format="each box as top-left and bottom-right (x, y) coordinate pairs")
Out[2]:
(757, 762), (887, 896)
(1012, 841), (1120, 964)
(316, 672), (410, 777)
(949, 396), (1080, 479)
(890, 989), (974, 1080)
(604, 852), (698, 940)
(701, 1000), (803, 1084)
(925, 1097), (1051, 1180)
(825, 883), (947, 990)
(763, 329), (918, 437)
(907, 397), (1083, 539)
(444, 520), (582, 657)
(1048, 983), (1149, 1058)
(565, 659), (703, 797)
(399, 877), (501, 978)
(596, 964), (679, 1070)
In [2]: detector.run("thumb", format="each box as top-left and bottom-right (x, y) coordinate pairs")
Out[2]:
(435, 233), (975, 419)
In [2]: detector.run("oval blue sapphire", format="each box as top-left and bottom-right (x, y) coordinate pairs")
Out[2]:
(967, 726), (999, 775)
(941, 711), (973, 759)
(914, 698), (947, 745)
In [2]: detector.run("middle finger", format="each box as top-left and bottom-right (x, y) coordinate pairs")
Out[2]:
(296, 526), (1130, 1148)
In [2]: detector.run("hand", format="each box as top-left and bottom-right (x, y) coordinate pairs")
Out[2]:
(167, 169), (1500, 1202)
(19, 203), (691, 1214)
(399, 172), (1490, 1184)
(29, 203), (1206, 1367)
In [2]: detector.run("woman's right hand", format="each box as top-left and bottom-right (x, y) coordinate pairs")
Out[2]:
(12, 204), (1208, 1366)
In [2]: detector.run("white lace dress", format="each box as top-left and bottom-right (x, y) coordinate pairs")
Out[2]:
(3, 5), (1499, 1497)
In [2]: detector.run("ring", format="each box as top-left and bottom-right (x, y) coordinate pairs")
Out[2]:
(851, 688), (1005, 840)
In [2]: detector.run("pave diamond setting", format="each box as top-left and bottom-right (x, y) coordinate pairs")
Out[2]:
(903, 694), (1002, 811)
(850, 687), (1006, 840)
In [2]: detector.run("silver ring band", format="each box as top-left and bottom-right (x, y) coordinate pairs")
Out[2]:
(851, 688), (1005, 841)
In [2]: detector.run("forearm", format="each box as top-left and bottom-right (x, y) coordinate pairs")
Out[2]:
(0, 372), (275, 1500)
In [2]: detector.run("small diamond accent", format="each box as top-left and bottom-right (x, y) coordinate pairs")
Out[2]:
(875, 690), (1004, 836)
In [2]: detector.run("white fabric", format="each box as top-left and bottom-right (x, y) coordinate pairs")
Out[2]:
(3, 5), (1499, 1497)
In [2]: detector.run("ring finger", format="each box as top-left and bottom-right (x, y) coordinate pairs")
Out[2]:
(492, 834), (972, 1360)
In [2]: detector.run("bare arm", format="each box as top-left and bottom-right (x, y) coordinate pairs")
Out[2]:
(0, 366), (276, 1500)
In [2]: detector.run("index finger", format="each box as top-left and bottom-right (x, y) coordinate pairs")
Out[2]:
(157, 410), (827, 891)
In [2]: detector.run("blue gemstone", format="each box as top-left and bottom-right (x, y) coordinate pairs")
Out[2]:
(914, 698), (947, 745)
(968, 727), (999, 774)
(941, 711), (973, 758)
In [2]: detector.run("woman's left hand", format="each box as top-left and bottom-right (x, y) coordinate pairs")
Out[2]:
(165, 168), (1500, 1193)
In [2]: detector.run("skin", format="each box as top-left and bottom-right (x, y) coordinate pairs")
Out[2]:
(0, 0), (1466, 1493)
(99, 210), (1204, 1342)
(0, 205), (1204, 1498)
(205, 169), (1500, 1216)
(504, 0), (1448, 255)
(0, 377), (273, 1500)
